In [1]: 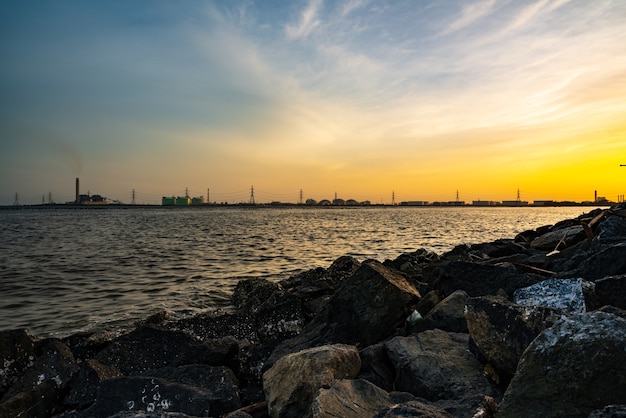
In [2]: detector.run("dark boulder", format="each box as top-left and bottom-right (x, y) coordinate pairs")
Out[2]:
(595, 214), (626, 240)
(594, 274), (626, 309)
(0, 329), (36, 397)
(409, 289), (470, 334)
(267, 261), (421, 365)
(0, 380), (59, 418)
(94, 326), (201, 375)
(141, 365), (242, 416)
(254, 291), (305, 343)
(497, 312), (626, 417)
(263, 344), (360, 418)
(358, 343), (395, 392)
(2, 338), (78, 399)
(468, 239), (528, 259)
(572, 242), (626, 281)
(232, 278), (280, 313)
(432, 261), (545, 298)
(64, 358), (123, 409)
(78, 376), (214, 417)
(465, 295), (562, 376)
(384, 330), (499, 404)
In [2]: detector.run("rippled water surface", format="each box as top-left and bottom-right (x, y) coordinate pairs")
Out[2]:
(0, 205), (594, 336)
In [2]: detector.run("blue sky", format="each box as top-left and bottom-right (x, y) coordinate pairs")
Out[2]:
(1, 0), (625, 205)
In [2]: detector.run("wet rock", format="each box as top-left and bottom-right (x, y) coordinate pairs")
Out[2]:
(63, 329), (128, 362)
(3, 338), (78, 399)
(232, 278), (280, 313)
(174, 311), (258, 343)
(464, 295), (562, 376)
(0, 329), (36, 397)
(279, 256), (361, 294)
(64, 358), (123, 409)
(512, 277), (587, 314)
(530, 225), (585, 250)
(384, 330), (499, 404)
(78, 376), (214, 417)
(141, 365), (242, 416)
(95, 326), (200, 375)
(594, 274), (626, 310)
(254, 291), (305, 343)
(432, 261), (544, 298)
(497, 312), (626, 417)
(267, 261), (421, 365)
(0, 380), (59, 418)
(409, 289), (470, 334)
(311, 378), (402, 418)
(263, 344), (360, 418)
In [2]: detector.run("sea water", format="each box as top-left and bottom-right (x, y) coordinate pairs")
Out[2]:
(0, 205), (594, 337)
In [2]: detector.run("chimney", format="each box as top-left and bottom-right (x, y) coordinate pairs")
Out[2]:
(76, 178), (80, 204)
(594, 190), (597, 202)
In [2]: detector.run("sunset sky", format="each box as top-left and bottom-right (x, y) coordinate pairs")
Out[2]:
(1, 0), (625, 205)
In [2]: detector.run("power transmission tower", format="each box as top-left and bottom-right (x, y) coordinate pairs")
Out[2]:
(249, 186), (256, 204)
(48, 192), (53, 204)
(456, 190), (460, 203)
(207, 188), (210, 205)
(13, 193), (19, 206)
(131, 189), (136, 205)
(299, 189), (304, 205)
(516, 188), (521, 202)
(392, 190), (396, 205)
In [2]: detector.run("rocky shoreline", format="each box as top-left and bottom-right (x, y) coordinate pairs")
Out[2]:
(1, 204), (626, 417)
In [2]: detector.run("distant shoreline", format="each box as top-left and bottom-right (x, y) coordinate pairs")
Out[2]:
(0, 202), (612, 210)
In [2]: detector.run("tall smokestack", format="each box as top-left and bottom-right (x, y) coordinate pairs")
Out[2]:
(75, 178), (80, 204)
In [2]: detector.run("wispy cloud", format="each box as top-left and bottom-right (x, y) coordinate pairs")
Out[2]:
(439, 0), (498, 36)
(285, 0), (323, 40)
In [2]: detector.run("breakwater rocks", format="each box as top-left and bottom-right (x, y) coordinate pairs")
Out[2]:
(2, 205), (626, 418)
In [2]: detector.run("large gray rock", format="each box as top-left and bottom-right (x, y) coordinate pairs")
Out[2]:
(263, 344), (361, 418)
(497, 312), (626, 417)
(465, 295), (562, 375)
(384, 330), (498, 403)
(512, 277), (587, 314)
(531, 225), (585, 250)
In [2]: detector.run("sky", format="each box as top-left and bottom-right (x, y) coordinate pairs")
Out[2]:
(1, 0), (625, 205)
